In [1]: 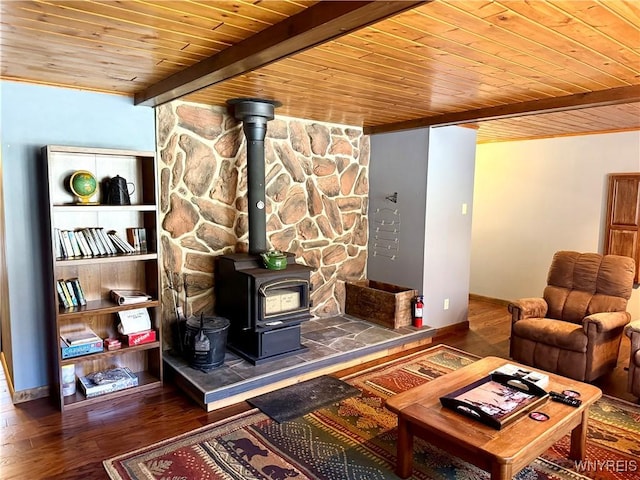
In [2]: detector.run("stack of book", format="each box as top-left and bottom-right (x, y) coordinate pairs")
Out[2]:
(78, 366), (139, 398)
(56, 278), (87, 309)
(60, 327), (103, 359)
(54, 227), (137, 258)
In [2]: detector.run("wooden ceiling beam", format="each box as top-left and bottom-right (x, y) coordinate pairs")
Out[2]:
(134, 1), (428, 107)
(364, 85), (640, 135)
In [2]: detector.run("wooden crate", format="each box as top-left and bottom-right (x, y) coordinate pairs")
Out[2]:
(345, 280), (417, 329)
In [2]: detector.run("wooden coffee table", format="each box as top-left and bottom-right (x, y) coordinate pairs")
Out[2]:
(385, 356), (601, 479)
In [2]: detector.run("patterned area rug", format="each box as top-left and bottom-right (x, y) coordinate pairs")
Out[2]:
(104, 344), (640, 479)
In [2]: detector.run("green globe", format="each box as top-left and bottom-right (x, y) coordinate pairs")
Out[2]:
(69, 170), (97, 204)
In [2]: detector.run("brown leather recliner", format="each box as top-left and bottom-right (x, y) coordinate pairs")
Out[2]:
(509, 251), (635, 382)
(624, 321), (640, 398)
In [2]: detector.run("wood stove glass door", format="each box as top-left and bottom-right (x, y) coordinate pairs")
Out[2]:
(258, 278), (309, 322)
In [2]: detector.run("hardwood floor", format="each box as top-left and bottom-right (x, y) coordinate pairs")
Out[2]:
(1, 299), (636, 480)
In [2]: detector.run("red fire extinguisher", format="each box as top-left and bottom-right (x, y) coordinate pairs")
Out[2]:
(413, 295), (424, 328)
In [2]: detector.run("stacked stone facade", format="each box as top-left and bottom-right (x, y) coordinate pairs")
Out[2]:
(156, 101), (369, 349)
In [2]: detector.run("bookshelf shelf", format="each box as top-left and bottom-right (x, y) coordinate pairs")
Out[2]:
(43, 145), (163, 411)
(58, 299), (160, 319)
(61, 371), (161, 409)
(60, 341), (162, 366)
(55, 253), (158, 266)
(52, 204), (157, 212)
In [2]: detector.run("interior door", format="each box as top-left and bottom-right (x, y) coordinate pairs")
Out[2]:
(604, 173), (640, 284)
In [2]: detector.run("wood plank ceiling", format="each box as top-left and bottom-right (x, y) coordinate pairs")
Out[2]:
(1, 0), (639, 143)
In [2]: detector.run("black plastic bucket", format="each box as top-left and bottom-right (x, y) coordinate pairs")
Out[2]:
(183, 315), (230, 371)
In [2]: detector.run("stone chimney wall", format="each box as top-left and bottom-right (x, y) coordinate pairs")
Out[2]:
(156, 101), (369, 349)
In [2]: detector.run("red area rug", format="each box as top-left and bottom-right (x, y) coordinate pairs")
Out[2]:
(104, 344), (640, 479)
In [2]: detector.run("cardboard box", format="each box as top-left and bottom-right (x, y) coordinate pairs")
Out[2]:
(121, 329), (156, 346)
(60, 338), (103, 359)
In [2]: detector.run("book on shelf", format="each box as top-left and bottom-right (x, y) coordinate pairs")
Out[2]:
(79, 228), (100, 256)
(68, 278), (87, 306)
(126, 227), (148, 253)
(67, 230), (82, 257)
(59, 230), (75, 258)
(56, 280), (69, 308)
(126, 228), (138, 251)
(54, 228), (63, 259)
(89, 227), (108, 255)
(60, 337), (103, 359)
(56, 229), (66, 258)
(92, 227), (111, 254)
(61, 326), (102, 345)
(107, 230), (135, 254)
(68, 231), (82, 257)
(65, 280), (79, 307)
(56, 227), (132, 258)
(78, 366), (139, 398)
(56, 278), (87, 308)
(57, 279), (73, 308)
(110, 289), (151, 306)
(74, 229), (92, 257)
(56, 226), (152, 258)
(97, 227), (118, 254)
(137, 228), (147, 252)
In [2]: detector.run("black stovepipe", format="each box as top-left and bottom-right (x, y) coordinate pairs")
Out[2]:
(227, 98), (281, 255)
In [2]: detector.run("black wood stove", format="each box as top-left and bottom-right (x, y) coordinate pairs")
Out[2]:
(215, 98), (313, 365)
(216, 253), (312, 364)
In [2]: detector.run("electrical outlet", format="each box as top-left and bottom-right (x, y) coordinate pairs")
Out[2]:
(444, 298), (449, 310)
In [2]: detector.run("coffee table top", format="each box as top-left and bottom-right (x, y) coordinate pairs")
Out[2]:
(385, 356), (601, 460)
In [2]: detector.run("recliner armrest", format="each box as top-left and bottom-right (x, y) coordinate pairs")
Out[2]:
(625, 320), (640, 338)
(583, 311), (630, 334)
(508, 298), (548, 321)
(625, 321), (640, 352)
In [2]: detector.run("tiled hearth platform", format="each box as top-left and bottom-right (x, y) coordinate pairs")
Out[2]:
(164, 315), (436, 411)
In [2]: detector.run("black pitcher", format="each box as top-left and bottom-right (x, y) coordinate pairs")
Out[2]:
(104, 175), (134, 205)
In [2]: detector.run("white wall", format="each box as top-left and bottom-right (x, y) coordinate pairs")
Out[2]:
(471, 130), (640, 320)
(424, 126), (477, 328)
(368, 126), (477, 328)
